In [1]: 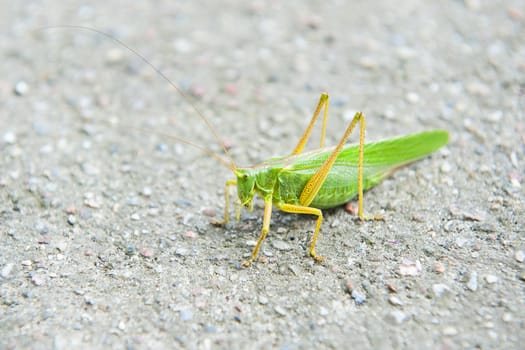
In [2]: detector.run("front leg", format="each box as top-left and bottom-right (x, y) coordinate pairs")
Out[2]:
(242, 196), (273, 267)
(212, 179), (236, 225)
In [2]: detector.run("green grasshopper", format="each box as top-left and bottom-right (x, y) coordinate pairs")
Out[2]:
(217, 93), (448, 266)
(44, 26), (449, 267)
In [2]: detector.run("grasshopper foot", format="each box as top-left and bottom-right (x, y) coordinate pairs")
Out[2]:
(241, 258), (254, 267)
(359, 213), (384, 221)
(310, 251), (325, 263)
(210, 217), (228, 226)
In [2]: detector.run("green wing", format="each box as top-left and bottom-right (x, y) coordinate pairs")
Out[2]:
(342, 129), (448, 168)
(277, 130), (449, 208)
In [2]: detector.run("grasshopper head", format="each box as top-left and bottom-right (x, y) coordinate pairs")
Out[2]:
(234, 168), (256, 207)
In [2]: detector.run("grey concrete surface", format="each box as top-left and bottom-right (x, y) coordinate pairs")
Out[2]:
(1, 1), (524, 349)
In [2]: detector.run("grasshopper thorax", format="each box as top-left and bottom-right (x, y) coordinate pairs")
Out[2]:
(234, 168), (256, 207)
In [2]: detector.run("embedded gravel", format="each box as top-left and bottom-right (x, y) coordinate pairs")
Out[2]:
(1, 1), (524, 349)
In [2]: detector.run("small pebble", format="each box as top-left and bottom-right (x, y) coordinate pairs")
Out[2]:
(467, 271), (478, 291)
(319, 306), (329, 316)
(190, 85), (205, 98)
(274, 305), (287, 316)
(455, 237), (468, 247)
(484, 274), (498, 284)
(55, 241), (67, 252)
(64, 206), (77, 214)
(81, 162), (100, 176)
(3, 131), (16, 144)
(287, 264), (300, 276)
(405, 92), (420, 104)
(139, 247), (154, 258)
(31, 273), (45, 286)
(432, 284), (450, 298)
(175, 248), (189, 256)
(156, 143), (168, 153)
(126, 246), (135, 255)
(486, 110), (503, 123)
(508, 7), (525, 20)
(351, 290), (366, 305)
(258, 296), (269, 305)
(387, 283), (398, 293)
(183, 230), (198, 239)
(42, 309), (54, 320)
(271, 239), (291, 251)
(399, 259), (422, 276)
(388, 296), (403, 306)
(358, 56), (378, 69)
(67, 215), (76, 226)
(173, 38), (193, 53)
(204, 325), (218, 333)
(515, 250), (524, 263)
(35, 222), (49, 234)
(442, 326), (458, 336)
(14, 81), (29, 96)
(141, 187), (152, 197)
(223, 83), (238, 96)
(39, 144), (53, 154)
(21, 260), (32, 266)
(440, 162), (452, 173)
(130, 213), (140, 221)
(396, 46), (416, 60)
(105, 48), (124, 63)
(84, 198), (101, 209)
(345, 202), (357, 215)
(463, 210), (486, 222)
(128, 197), (140, 206)
(201, 207), (216, 217)
(1, 263), (14, 279)
(466, 82), (490, 96)
(276, 227), (287, 234)
(385, 310), (408, 324)
(179, 308), (193, 321)
(434, 261), (445, 273)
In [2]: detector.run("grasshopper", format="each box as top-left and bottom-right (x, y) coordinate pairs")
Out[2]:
(217, 93), (448, 266)
(43, 26), (449, 267)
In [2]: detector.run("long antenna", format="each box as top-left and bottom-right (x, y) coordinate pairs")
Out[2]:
(39, 25), (236, 170)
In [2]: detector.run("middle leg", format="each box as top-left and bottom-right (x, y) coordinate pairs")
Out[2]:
(277, 203), (324, 262)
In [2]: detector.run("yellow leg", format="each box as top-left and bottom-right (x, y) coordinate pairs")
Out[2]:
(299, 112), (364, 207)
(357, 112), (366, 220)
(213, 179), (237, 225)
(292, 92), (330, 155)
(297, 111), (379, 221)
(242, 197), (273, 267)
(278, 203), (324, 262)
(355, 114), (382, 221)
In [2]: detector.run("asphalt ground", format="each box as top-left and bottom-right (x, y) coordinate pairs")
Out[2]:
(1, 1), (524, 349)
